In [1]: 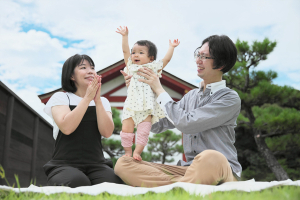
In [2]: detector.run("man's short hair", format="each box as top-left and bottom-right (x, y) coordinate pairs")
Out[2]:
(61, 54), (95, 93)
(195, 35), (237, 74)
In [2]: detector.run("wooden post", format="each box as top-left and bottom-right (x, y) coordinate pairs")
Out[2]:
(1, 96), (14, 184)
(30, 116), (39, 182)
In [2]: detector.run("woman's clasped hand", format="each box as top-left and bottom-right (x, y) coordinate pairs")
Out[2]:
(84, 74), (102, 103)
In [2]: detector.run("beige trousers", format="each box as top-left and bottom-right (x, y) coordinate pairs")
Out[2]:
(114, 150), (238, 187)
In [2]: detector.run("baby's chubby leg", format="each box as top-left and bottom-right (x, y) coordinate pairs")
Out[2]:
(121, 118), (135, 157)
(133, 115), (152, 161)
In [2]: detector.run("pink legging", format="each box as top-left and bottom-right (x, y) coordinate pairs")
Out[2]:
(121, 122), (152, 147)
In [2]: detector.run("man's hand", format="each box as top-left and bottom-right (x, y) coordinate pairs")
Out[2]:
(137, 67), (165, 96)
(120, 70), (132, 87)
(116, 26), (128, 36)
(169, 39), (180, 48)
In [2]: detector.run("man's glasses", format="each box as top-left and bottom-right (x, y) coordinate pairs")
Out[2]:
(194, 53), (214, 61)
(194, 47), (214, 61)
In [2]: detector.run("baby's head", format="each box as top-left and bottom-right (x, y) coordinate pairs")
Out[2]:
(131, 40), (157, 65)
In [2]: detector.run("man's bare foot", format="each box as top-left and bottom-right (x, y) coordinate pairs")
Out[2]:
(133, 152), (142, 161)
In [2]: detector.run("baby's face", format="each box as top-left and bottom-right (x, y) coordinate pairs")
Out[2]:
(131, 44), (152, 65)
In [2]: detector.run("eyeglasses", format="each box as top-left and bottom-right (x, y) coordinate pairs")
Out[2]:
(194, 53), (214, 61)
(194, 47), (214, 61)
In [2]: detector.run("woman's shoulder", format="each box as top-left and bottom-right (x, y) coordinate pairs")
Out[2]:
(46, 92), (69, 106)
(44, 92), (69, 118)
(51, 91), (68, 98)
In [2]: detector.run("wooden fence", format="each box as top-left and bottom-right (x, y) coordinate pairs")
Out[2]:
(0, 81), (54, 187)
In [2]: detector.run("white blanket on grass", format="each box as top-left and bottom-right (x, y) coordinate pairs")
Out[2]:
(0, 179), (299, 197)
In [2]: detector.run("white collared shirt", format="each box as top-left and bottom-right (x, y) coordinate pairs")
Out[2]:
(202, 80), (226, 96)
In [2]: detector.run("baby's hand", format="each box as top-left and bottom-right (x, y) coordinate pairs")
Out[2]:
(169, 39), (180, 48)
(116, 26), (128, 36)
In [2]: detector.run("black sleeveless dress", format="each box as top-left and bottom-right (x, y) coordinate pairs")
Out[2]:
(43, 94), (123, 187)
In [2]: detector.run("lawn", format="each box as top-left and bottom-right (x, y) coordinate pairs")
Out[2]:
(0, 186), (299, 200)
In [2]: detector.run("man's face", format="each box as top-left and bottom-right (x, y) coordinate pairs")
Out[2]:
(196, 42), (220, 81)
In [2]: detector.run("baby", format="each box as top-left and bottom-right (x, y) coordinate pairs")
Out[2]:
(116, 26), (180, 161)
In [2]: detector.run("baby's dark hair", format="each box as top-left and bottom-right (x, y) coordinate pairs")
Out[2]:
(135, 40), (157, 60)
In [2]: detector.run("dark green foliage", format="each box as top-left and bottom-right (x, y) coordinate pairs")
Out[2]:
(102, 138), (124, 159)
(225, 38), (300, 180)
(147, 130), (184, 164)
(112, 107), (122, 134)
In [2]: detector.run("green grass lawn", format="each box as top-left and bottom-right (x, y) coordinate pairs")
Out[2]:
(0, 186), (299, 200)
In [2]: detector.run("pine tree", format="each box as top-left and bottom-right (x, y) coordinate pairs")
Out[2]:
(147, 130), (183, 164)
(224, 38), (300, 180)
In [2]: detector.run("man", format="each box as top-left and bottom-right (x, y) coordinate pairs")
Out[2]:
(115, 35), (242, 187)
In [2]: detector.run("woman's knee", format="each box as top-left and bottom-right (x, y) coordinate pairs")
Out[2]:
(47, 166), (91, 188)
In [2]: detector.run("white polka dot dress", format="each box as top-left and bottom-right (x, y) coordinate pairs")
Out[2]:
(122, 57), (166, 127)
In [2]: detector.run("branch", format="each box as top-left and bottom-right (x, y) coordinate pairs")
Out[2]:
(102, 146), (115, 158)
(237, 121), (251, 126)
(261, 128), (299, 138)
(226, 82), (244, 91)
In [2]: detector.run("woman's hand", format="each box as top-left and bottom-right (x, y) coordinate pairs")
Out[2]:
(84, 75), (100, 102)
(94, 75), (102, 103)
(137, 67), (166, 96)
(116, 26), (128, 36)
(120, 70), (132, 87)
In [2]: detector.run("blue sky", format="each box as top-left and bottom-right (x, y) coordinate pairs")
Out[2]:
(0, 0), (299, 123)
(21, 24), (84, 48)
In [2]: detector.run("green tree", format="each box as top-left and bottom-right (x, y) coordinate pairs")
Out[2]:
(112, 107), (122, 135)
(224, 38), (300, 180)
(102, 107), (124, 166)
(147, 130), (184, 164)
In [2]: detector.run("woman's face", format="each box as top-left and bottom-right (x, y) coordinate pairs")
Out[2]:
(71, 59), (96, 88)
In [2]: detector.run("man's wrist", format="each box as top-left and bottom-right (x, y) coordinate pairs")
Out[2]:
(155, 87), (166, 96)
(156, 92), (175, 125)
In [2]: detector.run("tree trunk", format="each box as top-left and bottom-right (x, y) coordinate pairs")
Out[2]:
(254, 130), (289, 180)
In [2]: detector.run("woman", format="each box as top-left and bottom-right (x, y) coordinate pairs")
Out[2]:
(43, 54), (123, 187)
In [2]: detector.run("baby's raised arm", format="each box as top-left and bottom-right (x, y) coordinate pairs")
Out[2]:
(161, 39), (180, 69)
(116, 26), (130, 66)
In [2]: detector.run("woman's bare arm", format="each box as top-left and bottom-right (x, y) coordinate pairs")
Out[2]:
(52, 76), (99, 135)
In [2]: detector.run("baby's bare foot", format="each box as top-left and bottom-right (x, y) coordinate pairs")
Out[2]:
(123, 147), (132, 157)
(133, 152), (142, 161)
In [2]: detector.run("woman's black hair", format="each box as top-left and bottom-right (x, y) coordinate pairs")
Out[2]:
(194, 35), (237, 74)
(135, 40), (157, 60)
(61, 54), (95, 93)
